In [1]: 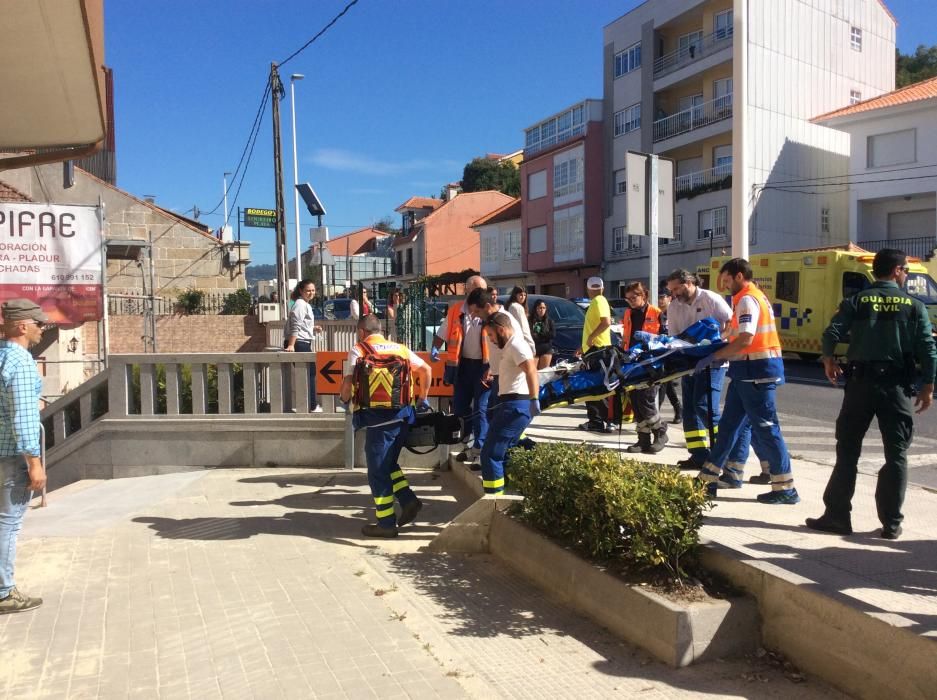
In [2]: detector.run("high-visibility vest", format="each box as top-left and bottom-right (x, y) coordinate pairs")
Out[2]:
(729, 283), (782, 360)
(443, 302), (489, 362)
(352, 335), (413, 409)
(621, 305), (661, 350)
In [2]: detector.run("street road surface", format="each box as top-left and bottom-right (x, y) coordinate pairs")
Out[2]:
(779, 359), (937, 489)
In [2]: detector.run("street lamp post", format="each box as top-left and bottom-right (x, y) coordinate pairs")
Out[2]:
(290, 73), (305, 283)
(222, 171), (231, 229)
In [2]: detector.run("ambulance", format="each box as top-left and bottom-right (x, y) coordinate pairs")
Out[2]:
(695, 244), (937, 359)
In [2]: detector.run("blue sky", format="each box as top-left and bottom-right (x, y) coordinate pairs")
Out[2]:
(106, 0), (934, 267)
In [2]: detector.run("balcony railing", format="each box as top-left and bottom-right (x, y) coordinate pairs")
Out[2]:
(653, 28), (734, 78)
(675, 163), (733, 199)
(858, 236), (937, 261)
(653, 94), (732, 143)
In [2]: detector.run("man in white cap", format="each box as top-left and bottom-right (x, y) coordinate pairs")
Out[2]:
(579, 276), (613, 433)
(0, 299), (48, 614)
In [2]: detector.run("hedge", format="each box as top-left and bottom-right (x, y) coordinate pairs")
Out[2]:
(508, 443), (711, 580)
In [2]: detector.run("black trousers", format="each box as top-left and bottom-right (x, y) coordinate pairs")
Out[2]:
(823, 376), (914, 529)
(658, 381), (681, 416)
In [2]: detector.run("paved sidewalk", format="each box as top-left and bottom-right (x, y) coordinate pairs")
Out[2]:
(525, 405), (937, 639)
(1, 467), (844, 699)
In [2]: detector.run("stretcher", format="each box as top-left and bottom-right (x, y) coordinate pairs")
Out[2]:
(538, 317), (727, 410)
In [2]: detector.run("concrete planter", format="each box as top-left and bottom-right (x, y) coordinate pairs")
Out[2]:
(430, 490), (759, 668)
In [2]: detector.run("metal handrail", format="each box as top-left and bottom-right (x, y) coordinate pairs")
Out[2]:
(653, 94), (733, 143)
(857, 236), (937, 260)
(653, 27), (733, 78)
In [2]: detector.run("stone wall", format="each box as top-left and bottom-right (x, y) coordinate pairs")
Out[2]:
(84, 315), (268, 354)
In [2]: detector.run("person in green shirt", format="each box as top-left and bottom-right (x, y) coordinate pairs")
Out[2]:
(806, 248), (936, 540)
(578, 276), (613, 433)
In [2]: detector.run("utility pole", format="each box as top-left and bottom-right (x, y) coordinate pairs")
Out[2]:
(270, 62), (289, 319)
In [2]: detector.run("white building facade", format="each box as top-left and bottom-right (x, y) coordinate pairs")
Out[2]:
(602, 0), (896, 289)
(813, 77), (937, 259)
(473, 199), (528, 291)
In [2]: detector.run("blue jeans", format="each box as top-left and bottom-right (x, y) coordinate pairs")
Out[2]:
(453, 359), (490, 449)
(700, 380), (793, 491)
(361, 410), (418, 529)
(1, 455), (29, 598)
(480, 399), (532, 494)
(680, 367), (726, 466)
(293, 339), (318, 409)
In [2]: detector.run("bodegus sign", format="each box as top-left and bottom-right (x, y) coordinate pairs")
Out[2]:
(244, 207), (277, 229)
(0, 203), (103, 327)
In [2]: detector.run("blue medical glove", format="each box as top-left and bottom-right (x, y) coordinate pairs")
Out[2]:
(694, 355), (717, 375)
(529, 398), (541, 418)
(430, 346), (440, 362)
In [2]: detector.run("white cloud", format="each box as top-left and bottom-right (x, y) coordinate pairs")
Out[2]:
(309, 148), (459, 177)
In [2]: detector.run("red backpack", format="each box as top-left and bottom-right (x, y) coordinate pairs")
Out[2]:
(352, 340), (412, 409)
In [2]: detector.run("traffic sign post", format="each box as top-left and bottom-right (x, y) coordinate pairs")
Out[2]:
(315, 351), (455, 397)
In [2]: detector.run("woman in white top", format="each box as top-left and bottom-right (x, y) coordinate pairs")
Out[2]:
(506, 287), (535, 354)
(285, 279), (323, 411)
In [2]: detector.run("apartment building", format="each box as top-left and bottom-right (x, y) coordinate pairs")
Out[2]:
(813, 76), (937, 260)
(602, 0), (896, 293)
(472, 198), (528, 292)
(520, 99), (605, 297)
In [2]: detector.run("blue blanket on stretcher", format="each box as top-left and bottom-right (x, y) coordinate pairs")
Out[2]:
(539, 317), (727, 410)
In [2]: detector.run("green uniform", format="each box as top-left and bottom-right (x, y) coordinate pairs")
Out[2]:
(820, 280), (937, 530)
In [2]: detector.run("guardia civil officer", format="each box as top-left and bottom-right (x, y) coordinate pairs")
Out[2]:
(340, 315), (432, 538)
(806, 249), (936, 540)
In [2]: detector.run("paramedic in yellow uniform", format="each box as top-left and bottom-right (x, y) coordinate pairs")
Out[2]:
(340, 315), (432, 538)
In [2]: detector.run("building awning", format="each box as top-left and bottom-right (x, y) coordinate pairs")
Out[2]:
(0, 0), (106, 170)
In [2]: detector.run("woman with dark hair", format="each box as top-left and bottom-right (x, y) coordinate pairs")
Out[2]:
(505, 287), (535, 353)
(529, 299), (555, 368)
(284, 279), (323, 411)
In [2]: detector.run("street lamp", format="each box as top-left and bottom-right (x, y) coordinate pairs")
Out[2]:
(222, 171), (231, 228)
(290, 73), (305, 283)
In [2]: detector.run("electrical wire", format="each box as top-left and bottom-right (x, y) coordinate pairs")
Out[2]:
(278, 0), (361, 67)
(752, 162), (937, 188)
(226, 85), (272, 218)
(199, 79), (273, 220)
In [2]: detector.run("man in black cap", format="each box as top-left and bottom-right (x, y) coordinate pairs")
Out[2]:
(0, 298), (48, 614)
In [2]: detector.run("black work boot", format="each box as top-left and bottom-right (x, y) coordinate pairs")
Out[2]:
(805, 514), (852, 535)
(626, 432), (652, 453)
(647, 427), (668, 453)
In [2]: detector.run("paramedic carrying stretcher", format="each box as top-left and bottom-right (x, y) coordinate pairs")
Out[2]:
(340, 315), (432, 538)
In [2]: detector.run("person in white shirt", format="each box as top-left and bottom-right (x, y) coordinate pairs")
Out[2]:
(665, 269), (732, 470)
(284, 279), (323, 412)
(479, 313), (539, 495)
(505, 287), (536, 354)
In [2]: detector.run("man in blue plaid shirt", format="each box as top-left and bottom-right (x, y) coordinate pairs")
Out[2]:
(0, 299), (48, 615)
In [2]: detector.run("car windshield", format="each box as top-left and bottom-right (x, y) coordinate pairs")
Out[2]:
(905, 272), (937, 305)
(529, 296), (585, 324)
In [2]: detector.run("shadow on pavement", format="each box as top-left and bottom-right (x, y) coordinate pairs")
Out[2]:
(737, 535), (937, 636)
(132, 470), (464, 548)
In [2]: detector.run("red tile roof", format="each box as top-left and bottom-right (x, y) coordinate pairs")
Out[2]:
(0, 180), (32, 202)
(471, 197), (521, 227)
(395, 196), (443, 212)
(813, 75), (937, 122)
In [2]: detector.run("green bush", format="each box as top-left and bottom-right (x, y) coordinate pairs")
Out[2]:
(176, 289), (205, 315)
(221, 288), (252, 315)
(508, 443), (711, 580)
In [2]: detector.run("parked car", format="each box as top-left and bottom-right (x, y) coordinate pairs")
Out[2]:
(525, 294), (586, 362)
(322, 298), (354, 320)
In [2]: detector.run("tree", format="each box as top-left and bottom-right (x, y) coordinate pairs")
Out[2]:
(373, 215), (400, 236)
(461, 157), (520, 197)
(896, 45), (937, 88)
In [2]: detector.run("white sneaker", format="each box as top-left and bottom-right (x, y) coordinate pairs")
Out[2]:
(312, 405), (324, 413)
